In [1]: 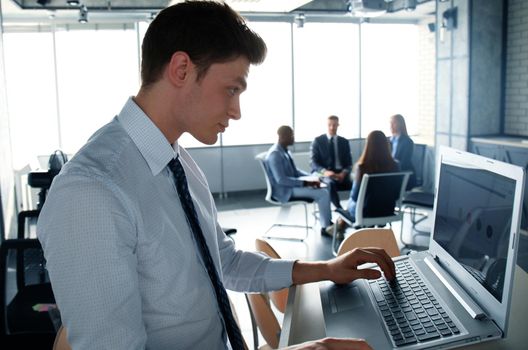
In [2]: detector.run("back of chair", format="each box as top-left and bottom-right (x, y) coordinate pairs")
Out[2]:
(0, 239), (56, 343)
(355, 172), (410, 225)
(246, 293), (281, 349)
(337, 228), (400, 258)
(411, 144), (427, 189)
(53, 326), (72, 350)
(255, 239), (288, 313)
(255, 152), (279, 205)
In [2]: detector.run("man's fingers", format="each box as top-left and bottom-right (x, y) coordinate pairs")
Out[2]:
(347, 248), (396, 280)
(319, 337), (373, 350)
(352, 268), (382, 281)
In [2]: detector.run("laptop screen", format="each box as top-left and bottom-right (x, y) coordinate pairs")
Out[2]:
(432, 162), (516, 303)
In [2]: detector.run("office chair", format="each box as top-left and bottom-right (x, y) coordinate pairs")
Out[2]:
(399, 143), (435, 249)
(400, 191), (435, 250)
(245, 239), (288, 349)
(255, 152), (315, 241)
(0, 239), (56, 347)
(336, 228), (401, 258)
(332, 172), (410, 255)
(53, 326), (71, 350)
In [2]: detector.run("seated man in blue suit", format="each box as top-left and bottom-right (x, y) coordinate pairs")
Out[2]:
(310, 115), (352, 209)
(266, 125), (335, 236)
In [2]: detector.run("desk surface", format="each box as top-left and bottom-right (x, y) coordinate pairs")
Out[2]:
(280, 265), (528, 349)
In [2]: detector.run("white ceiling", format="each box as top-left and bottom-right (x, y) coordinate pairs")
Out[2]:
(0, 0), (435, 24)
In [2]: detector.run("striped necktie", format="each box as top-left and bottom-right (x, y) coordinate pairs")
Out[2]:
(168, 157), (244, 350)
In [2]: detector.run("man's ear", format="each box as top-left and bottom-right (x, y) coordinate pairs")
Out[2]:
(167, 51), (192, 87)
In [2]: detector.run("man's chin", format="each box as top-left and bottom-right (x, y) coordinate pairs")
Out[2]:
(196, 133), (219, 145)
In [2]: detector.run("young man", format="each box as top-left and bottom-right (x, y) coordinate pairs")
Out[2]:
(310, 115), (352, 209)
(266, 125), (335, 236)
(37, 2), (394, 349)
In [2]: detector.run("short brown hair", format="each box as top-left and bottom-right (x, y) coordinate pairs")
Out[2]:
(141, 0), (267, 87)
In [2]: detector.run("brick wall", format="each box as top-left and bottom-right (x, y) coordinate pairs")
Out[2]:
(416, 22), (436, 145)
(504, 0), (528, 136)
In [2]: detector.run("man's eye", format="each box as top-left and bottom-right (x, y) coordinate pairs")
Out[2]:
(228, 87), (239, 96)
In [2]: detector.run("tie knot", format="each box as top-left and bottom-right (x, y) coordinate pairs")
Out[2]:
(168, 157), (186, 180)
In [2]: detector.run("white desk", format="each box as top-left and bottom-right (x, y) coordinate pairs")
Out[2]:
(279, 265), (528, 349)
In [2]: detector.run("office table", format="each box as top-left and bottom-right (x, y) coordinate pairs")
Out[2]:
(279, 265), (528, 349)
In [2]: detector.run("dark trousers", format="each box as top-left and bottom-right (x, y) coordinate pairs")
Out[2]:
(322, 174), (352, 209)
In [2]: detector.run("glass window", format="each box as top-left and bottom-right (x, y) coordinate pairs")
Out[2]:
(293, 22), (360, 142)
(360, 23), (419, 138)
(221, 21), (293, 146)
(3, 32), (59, 169)
(54, 26), (140, 154)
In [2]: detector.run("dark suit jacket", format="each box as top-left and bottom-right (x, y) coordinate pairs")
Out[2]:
(391, 134), (416, 188)
(310, 134), (352, 174)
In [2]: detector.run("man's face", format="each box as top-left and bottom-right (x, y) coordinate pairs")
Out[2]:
(327, 119), (339, 136)
(286, 129), (295, 146)
(183, 56), (249, 145)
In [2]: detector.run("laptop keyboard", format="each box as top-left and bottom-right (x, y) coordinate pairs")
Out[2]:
(369, 259), (460, 347)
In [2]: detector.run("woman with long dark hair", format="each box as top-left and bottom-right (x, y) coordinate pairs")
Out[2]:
(335, 130), (400, 235)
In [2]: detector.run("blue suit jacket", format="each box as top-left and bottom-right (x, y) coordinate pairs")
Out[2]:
(392, 134), (414, 172)
(391, 134), (416, 188)
(265, 144), (309, 203)
(310, 134), (352, 174)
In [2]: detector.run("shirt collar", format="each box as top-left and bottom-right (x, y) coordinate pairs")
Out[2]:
(117, 97), (177, 176)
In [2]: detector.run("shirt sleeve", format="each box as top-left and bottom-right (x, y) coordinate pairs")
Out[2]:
(215, 222), (295, 293)
(38, 173), (146, 350)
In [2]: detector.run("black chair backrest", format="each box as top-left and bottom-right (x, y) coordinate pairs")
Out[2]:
(0, 239), (55, 337)
(363, 173), (405, 218)
(411, 143), (426, 188)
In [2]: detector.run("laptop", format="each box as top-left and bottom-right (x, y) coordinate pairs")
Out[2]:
(319, 146), (525, 349)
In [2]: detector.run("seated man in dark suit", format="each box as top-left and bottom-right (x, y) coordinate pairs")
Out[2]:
(310, 115), (352, 209)
(266, 125), (335, 236)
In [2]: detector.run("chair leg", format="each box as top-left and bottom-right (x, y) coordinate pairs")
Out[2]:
(244, 294), (259, 350)
(400, 206), (430, 249)
(263, 203), (312, 242)
(332, 222), (338, 257)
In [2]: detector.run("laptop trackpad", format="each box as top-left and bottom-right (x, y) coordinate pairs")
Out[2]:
(329, 284), (364, 313)
(320, 281), (391, 349)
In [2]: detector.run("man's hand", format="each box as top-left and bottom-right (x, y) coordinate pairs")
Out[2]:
(282, 337), (372, 350)
(326, 248), (396, 284)
(332, 171), (348, 182)
(292, 247), (396, 285)
(303, 180), (321, 188)
(323, 170), (336, 177)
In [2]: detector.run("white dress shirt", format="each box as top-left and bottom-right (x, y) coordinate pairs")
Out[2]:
(38, 97), (294, 350)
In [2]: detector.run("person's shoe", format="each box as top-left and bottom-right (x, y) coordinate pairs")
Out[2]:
(322, 224), (336, 237)
(335, 218), (347, 241)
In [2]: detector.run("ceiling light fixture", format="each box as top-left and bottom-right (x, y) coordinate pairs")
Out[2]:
(78, 4), (88, 23)
(67, 0), (80, 5)
(294, 13), (305, 28)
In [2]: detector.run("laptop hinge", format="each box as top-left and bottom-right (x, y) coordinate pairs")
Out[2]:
(424, 256), (487, 320)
